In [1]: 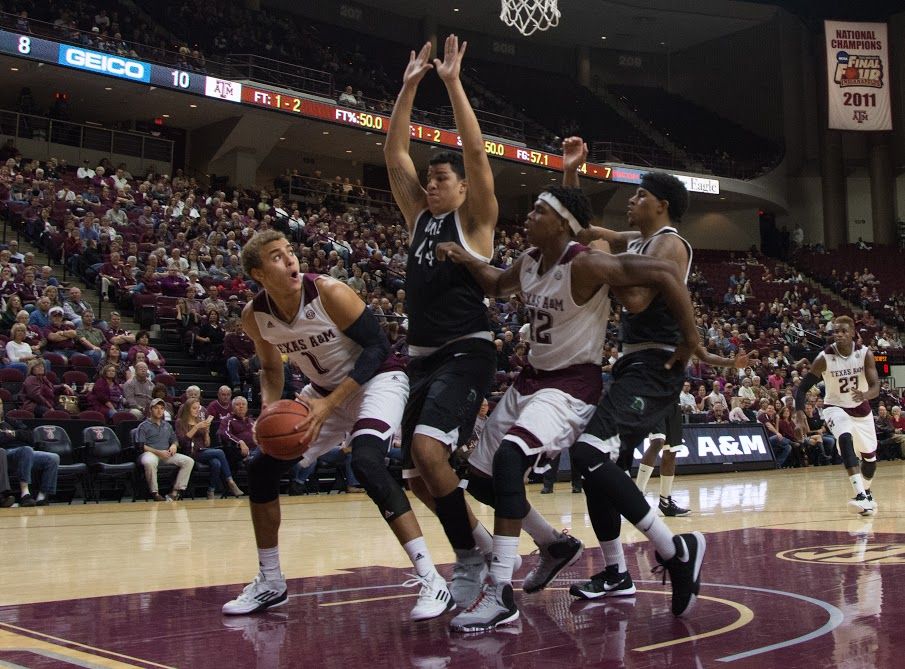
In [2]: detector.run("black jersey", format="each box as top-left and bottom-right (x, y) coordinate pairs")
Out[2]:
(405, 208), (491, 349)
(620, 226), (692, 347)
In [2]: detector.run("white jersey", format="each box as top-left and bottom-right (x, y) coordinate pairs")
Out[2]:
(251, 274), (367, 392)
(818, 343), (871, 415)
(519, 242), (610, 371)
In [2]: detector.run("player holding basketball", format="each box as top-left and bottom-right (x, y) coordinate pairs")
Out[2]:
(384, 35), (503, 607)
(222, 230), (455, 621)
(561, 138), (706, 615)
(435, 185), (698, 632)
(795, 315), (879, 516)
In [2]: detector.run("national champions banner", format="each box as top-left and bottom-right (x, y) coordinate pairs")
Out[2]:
(825, 20), (892, 131)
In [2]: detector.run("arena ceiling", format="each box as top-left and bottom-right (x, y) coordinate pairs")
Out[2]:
(346, 0), (903, 53)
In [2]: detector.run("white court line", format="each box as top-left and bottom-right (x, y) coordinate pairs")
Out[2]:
(289, 577), (843, 662)
(637, 579), (844, 662)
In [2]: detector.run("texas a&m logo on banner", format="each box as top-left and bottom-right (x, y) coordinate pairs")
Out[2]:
(824, 20), (892, 131)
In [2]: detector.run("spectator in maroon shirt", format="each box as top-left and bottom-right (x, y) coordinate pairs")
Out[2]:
(223, 318), (257, 392)
(43, 307), (79, 358)
(206, 386), (234, 422)
(160, 266), (188, 297)
(86, 363), (125, 418)
(127, 330), (167, 374)
(16, 269), (40, 307)
(19, 359), (73, 417)
(104, 311), (136, 349)
(217, 395), (257, 464)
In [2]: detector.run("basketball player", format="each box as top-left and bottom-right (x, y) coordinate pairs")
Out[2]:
(384, 35), (500, 606)
(561, 138), (706, 616)
(435, 185), (699, 632)
(222, 231), (455, 621)
(794, 315), (879, 515)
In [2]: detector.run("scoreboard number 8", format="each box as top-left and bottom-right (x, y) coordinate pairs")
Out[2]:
(18, 36), (30, 54)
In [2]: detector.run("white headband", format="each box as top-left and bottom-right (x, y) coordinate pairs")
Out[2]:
(538, 192), (582, 235)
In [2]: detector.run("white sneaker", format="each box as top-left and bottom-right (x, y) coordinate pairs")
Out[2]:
(449, 548), (488, 607)
(222, 572), (288, 615)
(404, 571), (455, 621)
(847, 492), (876, 516)
(449, 581), (519, 633)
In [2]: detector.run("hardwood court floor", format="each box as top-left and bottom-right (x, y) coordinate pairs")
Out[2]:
(2, 463), (904, 668)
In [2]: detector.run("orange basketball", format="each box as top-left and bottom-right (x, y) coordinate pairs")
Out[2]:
(255, 400), (311, 460)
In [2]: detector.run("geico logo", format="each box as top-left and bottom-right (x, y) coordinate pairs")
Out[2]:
(65, 49), (146, 79)
(697, 435), (766, 457)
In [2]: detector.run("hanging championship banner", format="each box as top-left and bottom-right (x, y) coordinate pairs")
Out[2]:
(825, 20), (892, 130)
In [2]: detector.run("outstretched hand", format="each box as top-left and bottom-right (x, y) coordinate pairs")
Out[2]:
(434, 34), (467, 83)
(402, 41), (433, 88)
(562, 136), (588, 173)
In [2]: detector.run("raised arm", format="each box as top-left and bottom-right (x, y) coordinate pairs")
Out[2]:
(435, 35), (498, 232)
(241, 302), (284, 408)
(384, 42), (431, 229)
(436, 242), (523, 298)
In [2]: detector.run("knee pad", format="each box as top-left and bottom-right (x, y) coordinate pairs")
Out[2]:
(350, 435), (411, 523)
(838, 433), (859, 469)
(492, 441), (532, 520)
(861, 458), (876, 481)
(464, 468), (495, 507)
(571, 441), (608, 476)
(248, 452), (292, 504)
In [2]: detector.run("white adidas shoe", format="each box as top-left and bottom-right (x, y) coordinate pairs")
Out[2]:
(222, 572), (288, 615)
(404, 571), (456, 621)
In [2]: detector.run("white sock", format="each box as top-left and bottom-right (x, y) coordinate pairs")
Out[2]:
(600, 539), (627, 572)
(403, 537), (438, 579)
(863, 476), (872, 492)
(489, 535), (520, 585)
(36, 492), (46, 502)
(471, 522), (493, 556)
(636, 509), (677, 560)
(257, 546), (282, 581)
(636, 464), (654, 493)
(849, 473), (866, 496)
(522, 506), (560, 546)
(659, 474), (675, 499)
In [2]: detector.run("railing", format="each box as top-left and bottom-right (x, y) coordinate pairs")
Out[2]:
(0, 109), (173, 165)
(590, 141), (776, 180)
(223, 54), (334, 99)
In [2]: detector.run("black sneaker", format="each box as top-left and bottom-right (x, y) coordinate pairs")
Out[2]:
(653, 532), (706, 617)
(571, 484), (582, 494)
(19, 494), (36, 507)
(522, 532), (584, 593)
(540, 486), (554, 494)
(569, 565), (636, 599)
(0, 494), (15, 508)
(658, 496), (691, 517)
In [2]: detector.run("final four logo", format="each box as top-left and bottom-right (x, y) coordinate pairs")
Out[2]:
(833, 51), (883, 89)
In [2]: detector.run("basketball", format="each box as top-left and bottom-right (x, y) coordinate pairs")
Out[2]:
(255, 400), (311, 460)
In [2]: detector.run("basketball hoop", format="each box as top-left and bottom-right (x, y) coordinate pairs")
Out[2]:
(500, 0), (560, 37)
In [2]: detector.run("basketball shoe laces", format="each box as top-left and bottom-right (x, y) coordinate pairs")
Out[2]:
(402, 573), (443, 606)
(527, 527), (572, 562)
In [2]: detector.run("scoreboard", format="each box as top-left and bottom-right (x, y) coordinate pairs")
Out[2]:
(0, 29), (722, 193)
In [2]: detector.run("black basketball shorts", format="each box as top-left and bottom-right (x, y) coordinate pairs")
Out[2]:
(577, 348), (685, 469)
(401, 337), (496, 479)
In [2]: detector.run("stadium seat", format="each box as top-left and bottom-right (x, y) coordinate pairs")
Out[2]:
(7, 409), (34, 420)
(63, 371), (90, 388)
(77, 410), (107, 423)
(82, 426), (134, 503)
(32, 425), (89, 504)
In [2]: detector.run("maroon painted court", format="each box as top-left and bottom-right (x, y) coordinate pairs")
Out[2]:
(1, 527), (900, 668)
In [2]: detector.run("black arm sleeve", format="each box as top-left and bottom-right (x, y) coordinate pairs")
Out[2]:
(795, 373), (821, 410)
(343, 309), (390, 386)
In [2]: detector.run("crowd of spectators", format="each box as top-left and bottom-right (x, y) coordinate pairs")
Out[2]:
(3, 129), (905, 504)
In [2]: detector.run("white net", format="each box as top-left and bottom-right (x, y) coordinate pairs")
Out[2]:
(500, 0), (560, 37)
